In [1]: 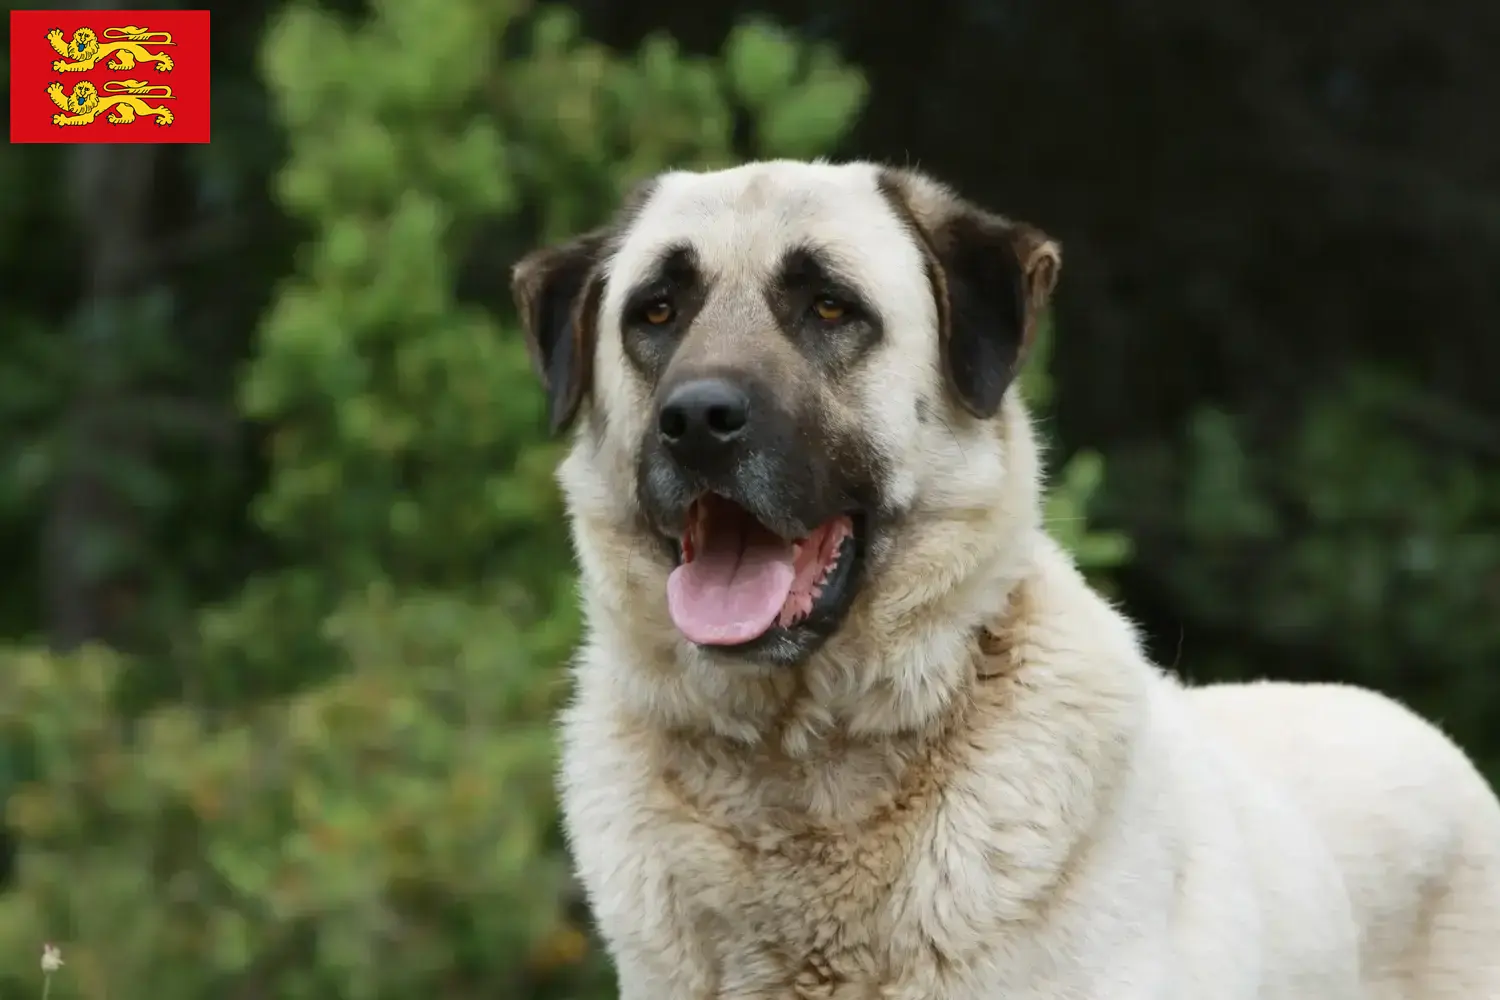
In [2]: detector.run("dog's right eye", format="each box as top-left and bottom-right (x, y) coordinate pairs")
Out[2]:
(639, 300), (675, 325)
(811, 297), (848, 323)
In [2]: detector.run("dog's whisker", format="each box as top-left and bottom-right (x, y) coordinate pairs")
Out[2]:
(937, 413), (968, 463)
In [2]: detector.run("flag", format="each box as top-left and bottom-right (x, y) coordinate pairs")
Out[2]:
(9, 9), (211, 143)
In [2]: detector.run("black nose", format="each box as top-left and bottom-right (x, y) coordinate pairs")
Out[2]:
(657, 377), (750, 469)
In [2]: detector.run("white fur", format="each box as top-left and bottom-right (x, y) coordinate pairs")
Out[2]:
(545, 160), (1500, 998)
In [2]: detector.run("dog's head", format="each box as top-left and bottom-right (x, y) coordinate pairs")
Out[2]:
(513, 162), (1058, 692)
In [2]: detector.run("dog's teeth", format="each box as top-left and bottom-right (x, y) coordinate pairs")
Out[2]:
(813, 536), (845, 587)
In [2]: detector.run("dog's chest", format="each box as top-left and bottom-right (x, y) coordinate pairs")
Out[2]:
(677, 817), (907, 996)
(639, 742), (958, 998)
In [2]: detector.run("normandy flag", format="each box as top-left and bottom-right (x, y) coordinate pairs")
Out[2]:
(9, 9), (211, 143)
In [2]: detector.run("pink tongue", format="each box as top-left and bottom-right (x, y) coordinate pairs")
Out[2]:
(667, 521), (796, 646)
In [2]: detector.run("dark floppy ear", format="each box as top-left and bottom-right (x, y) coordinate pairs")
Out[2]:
(880, 172), (1061, 418)
(934, 214), (1060, 417)
(510, 230), (609, 433)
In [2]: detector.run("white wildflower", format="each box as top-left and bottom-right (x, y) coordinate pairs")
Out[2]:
(41, 942), (63, 972)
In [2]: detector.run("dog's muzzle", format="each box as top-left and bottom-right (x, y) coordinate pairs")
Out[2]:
(640, 372), (869, 658)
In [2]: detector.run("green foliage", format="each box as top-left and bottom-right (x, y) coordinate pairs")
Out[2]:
(501, 10), (865, 240)
(1106, 371), (1500, 777)
(0, 601), (573, 1000)
(0, 287), (254, 652)
(1023, 317), (1133, 579)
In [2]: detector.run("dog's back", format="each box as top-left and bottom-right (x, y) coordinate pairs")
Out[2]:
(1188, 681), (1500, 998)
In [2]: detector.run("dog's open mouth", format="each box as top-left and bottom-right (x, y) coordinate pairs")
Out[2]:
(666, 493), (862, 648)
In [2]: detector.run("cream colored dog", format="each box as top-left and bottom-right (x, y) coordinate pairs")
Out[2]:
(512, 160), (1500, 999)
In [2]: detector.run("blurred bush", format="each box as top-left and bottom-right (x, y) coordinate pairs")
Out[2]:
(1105, 372), (1500, 777)
(1024, 318), (1133, 580)
(0, 601), (569, 1000)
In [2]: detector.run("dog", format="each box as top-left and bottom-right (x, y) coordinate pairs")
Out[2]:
(511, 160), (1500, 999)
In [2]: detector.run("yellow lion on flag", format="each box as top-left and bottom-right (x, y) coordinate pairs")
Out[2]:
(47, 26), (175, 73)
(48, 80), (175, 127)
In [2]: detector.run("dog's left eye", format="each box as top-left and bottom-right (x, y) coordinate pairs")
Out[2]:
(640, 300), (675, 325)
(811, 297), (848, 323)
